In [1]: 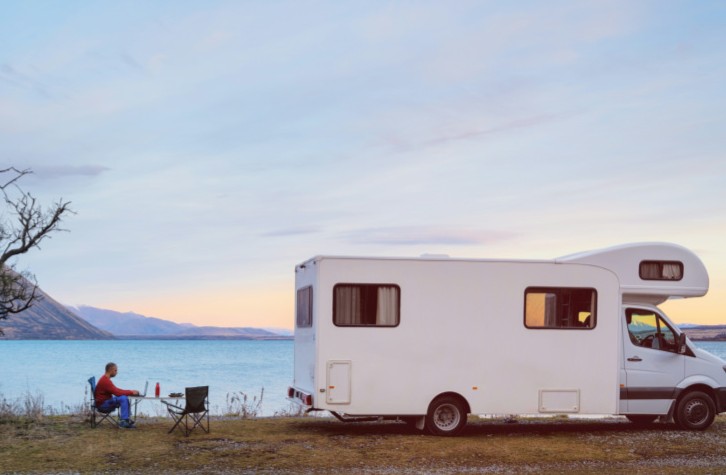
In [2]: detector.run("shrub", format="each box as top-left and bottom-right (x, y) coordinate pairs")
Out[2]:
(273, 402), (306, 417)
(225, 388), (264, 419)
(0, 391), (85, 423)
(0, 394), (20, 422)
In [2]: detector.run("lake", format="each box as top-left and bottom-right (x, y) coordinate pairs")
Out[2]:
(1, 340), (725, 416)
(0, 340), (293, 416)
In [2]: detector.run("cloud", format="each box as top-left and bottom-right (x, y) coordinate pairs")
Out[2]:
(261, 226), (320, 238)
(33, 165), (110, 178)
(118, 53), (144, 72)
(420, 113), (568, 149)
(345, 226), (517, 246)
(0, 63), (53, 98)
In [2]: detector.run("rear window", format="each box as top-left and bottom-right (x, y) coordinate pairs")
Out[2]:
(296, 286), (313, 328)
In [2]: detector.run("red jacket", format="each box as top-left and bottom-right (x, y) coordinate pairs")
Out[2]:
(95, 375), (135, 405)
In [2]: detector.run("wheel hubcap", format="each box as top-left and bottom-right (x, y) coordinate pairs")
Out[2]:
(685, 400), (708, 425)
(434, 403), (460, 430)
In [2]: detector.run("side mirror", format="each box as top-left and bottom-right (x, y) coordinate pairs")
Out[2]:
(678, 333), (688, 354)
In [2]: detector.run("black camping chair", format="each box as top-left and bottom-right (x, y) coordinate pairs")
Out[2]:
(88, 376), (119, 428)
(162, 386), (210, 436)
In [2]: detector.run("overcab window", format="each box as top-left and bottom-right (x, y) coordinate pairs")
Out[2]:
(333, 284), (400, 327)
(639, 260), (683, 281)
(524, 287), (596, 329)
(296, 286), (313, 328)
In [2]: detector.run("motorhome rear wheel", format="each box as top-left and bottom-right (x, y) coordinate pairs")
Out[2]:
(425, 396), (468, 436)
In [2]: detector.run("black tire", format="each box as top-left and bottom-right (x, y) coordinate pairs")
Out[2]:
(674, 391), (716, 431)
(626, 414), (658, 425)
(425, 396), (467, 436)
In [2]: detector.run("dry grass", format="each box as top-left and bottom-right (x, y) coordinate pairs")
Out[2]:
(1, 414), (725, 474)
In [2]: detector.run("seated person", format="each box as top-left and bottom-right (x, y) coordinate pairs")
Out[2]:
(95, 362), (139, 428)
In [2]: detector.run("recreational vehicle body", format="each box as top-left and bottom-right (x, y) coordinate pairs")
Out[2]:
(288, 243), (726, 435)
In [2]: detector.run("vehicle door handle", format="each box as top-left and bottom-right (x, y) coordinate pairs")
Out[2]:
(627, 356), (642, 362)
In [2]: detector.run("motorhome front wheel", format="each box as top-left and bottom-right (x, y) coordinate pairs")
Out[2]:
(674, 391), (716, 431)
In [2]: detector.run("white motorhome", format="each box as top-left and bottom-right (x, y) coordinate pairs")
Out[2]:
(288, 243), (726, 436)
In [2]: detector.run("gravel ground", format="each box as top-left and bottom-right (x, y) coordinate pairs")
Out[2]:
(5, 416), (725, 474)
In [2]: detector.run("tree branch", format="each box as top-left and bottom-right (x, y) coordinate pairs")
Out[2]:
(0, 168), (73, 335)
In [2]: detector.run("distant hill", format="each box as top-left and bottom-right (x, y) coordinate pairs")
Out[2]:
(679, 325), (726, 341)
(71, 305), (291, 340)
(1, 284), (114, 340)
(68, 306), (187, 336)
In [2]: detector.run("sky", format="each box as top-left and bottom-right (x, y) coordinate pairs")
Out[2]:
(1, 1), (725, 329)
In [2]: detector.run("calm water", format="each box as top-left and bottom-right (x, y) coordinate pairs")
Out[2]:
(1, 340), (725, 416)
(0, 340), (292, 416)
(697, 341), (726, 360)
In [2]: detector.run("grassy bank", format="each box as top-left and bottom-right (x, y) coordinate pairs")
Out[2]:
(1, 414), (725, 474)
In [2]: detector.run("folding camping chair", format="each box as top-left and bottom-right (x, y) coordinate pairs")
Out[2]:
(88, 376), (119, 428)
(162, 386), (210, 436)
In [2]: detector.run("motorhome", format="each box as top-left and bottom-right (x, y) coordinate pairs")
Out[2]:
(288, 243), (726, 436)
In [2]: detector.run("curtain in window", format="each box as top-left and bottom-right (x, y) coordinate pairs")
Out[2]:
(662, 263), (681, 280)
(335, 286), (361, 325)
(640, 262), (660, 279)
(544, 294), (557, 327)
(376, 286), (398, 325)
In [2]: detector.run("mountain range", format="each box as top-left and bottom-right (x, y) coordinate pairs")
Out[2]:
(69, 305), (292, 340)
(0, 275), (291, 340)
(679, 325), (726, 341)
(0, 285), (114, 340)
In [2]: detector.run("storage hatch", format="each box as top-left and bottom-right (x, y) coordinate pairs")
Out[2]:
(326, 360), (351, 404)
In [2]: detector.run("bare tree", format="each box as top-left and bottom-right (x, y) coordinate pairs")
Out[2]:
(0, 167), (73, 335)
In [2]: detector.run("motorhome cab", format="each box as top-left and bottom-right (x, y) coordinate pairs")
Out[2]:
(288, 243), (726, 436)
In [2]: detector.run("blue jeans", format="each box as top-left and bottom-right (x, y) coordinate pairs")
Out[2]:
(99, 395), (130, 420)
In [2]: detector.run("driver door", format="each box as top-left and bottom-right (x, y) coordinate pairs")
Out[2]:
(622, 307), (685, 414)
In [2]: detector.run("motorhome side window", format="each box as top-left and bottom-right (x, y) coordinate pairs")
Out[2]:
(524, 287), (596, 329)
(296, 286), (313, 328)
(639, 260), (683, 281)
(333, 284), (400, 327)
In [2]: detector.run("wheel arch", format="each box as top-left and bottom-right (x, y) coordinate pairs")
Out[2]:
(429, 392), (471, 415)
(677, 383), (718, 405)
(678, 375), (721, 392)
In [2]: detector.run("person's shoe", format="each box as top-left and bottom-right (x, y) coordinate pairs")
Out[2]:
(119, 419), (136, 429)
